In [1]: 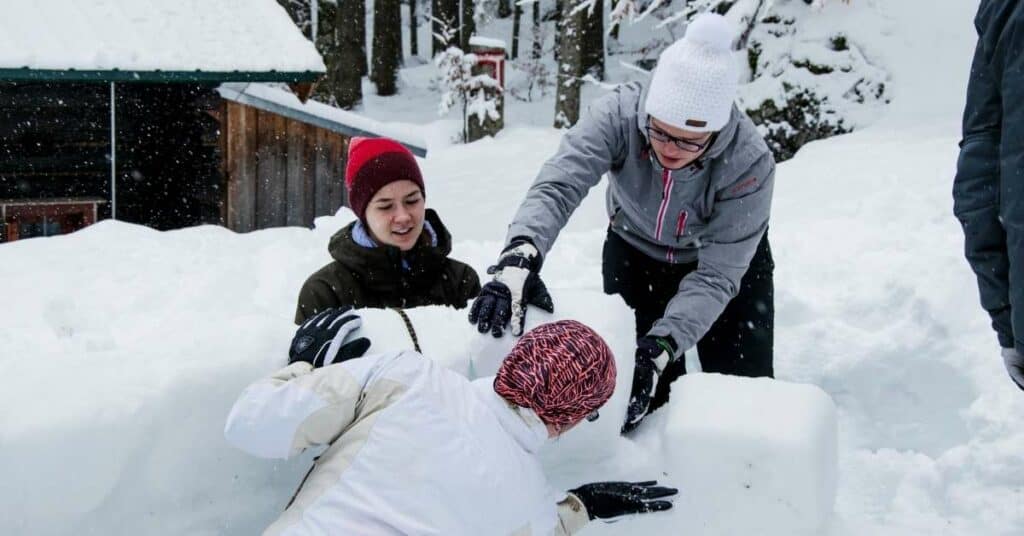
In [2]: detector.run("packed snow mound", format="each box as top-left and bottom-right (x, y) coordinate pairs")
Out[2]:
(0, 227), (835, 536)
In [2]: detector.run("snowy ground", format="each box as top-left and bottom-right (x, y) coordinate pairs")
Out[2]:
(2, 0), (1022, 534)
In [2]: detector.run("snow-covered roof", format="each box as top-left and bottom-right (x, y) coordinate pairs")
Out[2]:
(217, 83), (427, 156)
(468, 36), (507, 50)
(0, 0), (325, 80)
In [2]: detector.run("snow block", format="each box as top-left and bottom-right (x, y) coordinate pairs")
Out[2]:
(652, 374), (838, 535)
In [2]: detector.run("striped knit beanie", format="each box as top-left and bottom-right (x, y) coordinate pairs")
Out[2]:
(494, 320), (617, 428)
(345, 137), (425, 222)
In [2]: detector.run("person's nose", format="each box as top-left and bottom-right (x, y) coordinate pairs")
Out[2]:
(660, 141), (685, 158)
(393, 205), (412, 225)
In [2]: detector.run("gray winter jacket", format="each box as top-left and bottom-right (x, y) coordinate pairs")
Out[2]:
(506, 82), (775, 354)
(954, 0), (1024, 354)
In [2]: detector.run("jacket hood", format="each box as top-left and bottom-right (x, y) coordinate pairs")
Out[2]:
(473, 378), (549, 454)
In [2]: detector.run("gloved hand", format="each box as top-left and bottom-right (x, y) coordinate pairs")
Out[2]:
(289, 307), (371, 368)
(622, 335), (677, 433)
(568, 480), (678, 520)
(468, 239), (554, 338)
(1001, 347), (1024, 391)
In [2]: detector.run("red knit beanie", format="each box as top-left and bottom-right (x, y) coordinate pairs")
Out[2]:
(494, 320), (617, 428)
(345, 137), (425, 221)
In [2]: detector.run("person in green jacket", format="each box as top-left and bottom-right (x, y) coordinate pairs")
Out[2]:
(294, 137), (480, 324)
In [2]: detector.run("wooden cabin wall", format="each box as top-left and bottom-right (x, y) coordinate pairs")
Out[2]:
(0, 83), (111, 206)
(223, 101), (347, 233)
(114, 83), (222, 230)
(0, 82), (223, 231)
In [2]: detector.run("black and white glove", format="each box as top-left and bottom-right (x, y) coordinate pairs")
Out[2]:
(468, 239), (554, 338)
(622, 335), (677, 434)
(568, 480), (678, 520)
(1001, 347), (1024, 391)
(289, 307), (371, 368)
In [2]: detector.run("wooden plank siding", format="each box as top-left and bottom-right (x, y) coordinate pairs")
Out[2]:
(314, 128), (333, 217)
(285, 119), (308, 226)
(225, 102), (258, 232)
(224, 101), (347, 233)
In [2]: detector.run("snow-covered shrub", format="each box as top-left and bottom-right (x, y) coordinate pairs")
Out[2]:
(611, 0), (888, 161)
(737, 0), (888, 161)
(435, 46), (503, 141)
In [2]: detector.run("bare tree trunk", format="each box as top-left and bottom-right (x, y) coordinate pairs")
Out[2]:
(355, 0), (369, 75)
(498, 0), (512, 18)
(410, 0), (419, 57)
(553, 0), (563, 64)
(372, 0), (402, 95)
(511, 1), (522, 59)
(609, 0), (620, 40)
(460, 0), (476, 50)
(580, 0), (604, 80)
(532, 1), (542, 59)
(554, 0), (583, 128)
(335, 0), (364, 108)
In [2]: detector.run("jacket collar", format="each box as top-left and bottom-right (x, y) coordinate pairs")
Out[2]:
(472, 378), (549, 454)
(351, 218), (439, 250)
(327, 208), (453, 291)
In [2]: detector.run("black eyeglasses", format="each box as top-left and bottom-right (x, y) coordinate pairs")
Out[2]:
(645, 122), (713, 153)
(586, 410), (600, 422)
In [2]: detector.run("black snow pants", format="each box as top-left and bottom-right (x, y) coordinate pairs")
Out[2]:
(602, 227), (775, 411)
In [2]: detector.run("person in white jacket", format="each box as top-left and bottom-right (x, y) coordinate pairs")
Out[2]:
(225, 307), (677, 535)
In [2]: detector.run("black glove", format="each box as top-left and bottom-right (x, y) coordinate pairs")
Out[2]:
(468, 239), (554, 338)
(569, 480), (678, 520)
(289, 307), (371, 368)
(1001, 347), (1024, 391)
(622, 335), (677, 434)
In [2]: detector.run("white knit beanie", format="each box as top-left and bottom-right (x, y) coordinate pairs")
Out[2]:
(644, 13), (739, 133)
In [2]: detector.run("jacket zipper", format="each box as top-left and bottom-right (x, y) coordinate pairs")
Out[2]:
(654, 168), (673, 241)
(667, 210), (688, 262)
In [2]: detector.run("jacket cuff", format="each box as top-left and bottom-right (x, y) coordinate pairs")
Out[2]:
(647, 324), (686, 359)
(556, 494), (591, 535)
(503, 236), (544, 271)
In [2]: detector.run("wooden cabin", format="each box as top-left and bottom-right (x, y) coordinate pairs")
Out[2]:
(0, 0), (425, 243)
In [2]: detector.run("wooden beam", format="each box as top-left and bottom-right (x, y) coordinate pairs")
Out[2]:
(285, 118), (308, 227)
(329, 133), (347, 214)
(288, 80), (319, 103)
(255, 110), (288, 228)
(225, 102), (257, 232)
(313, 128), (333, 218)
(302, 122), (317, 226)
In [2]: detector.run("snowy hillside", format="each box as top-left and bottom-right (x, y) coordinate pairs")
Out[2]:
(2, 0), (1022, 535)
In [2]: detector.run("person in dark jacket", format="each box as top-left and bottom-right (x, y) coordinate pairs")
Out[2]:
(953, 0), (1024, 391)
(468, 14), (776, 432)
(295, 137), (480, 324)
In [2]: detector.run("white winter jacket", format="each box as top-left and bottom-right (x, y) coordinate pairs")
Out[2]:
(224, 351), (590, 535)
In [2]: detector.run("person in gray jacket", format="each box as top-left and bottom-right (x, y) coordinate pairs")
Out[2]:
(468, 13), (777, 431)
(953, 0), (1024, 391)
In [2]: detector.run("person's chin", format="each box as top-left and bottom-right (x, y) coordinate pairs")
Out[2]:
(656, 154), (690, 170)
(389, 232), (418, 251)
